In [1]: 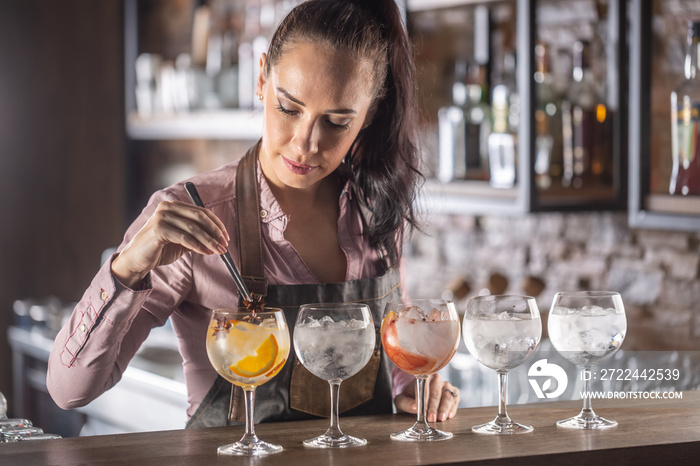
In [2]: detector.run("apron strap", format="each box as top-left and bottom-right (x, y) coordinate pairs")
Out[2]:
(230, 142), (267, 423)
(235, 141), (268, 298)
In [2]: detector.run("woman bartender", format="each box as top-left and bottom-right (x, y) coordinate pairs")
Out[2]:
(47, 0), (460, 427)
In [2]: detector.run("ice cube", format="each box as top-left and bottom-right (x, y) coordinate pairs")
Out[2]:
(581, 305), (609, 316)
(260, 318), (278, 329)
(319, 315), (335, 326)
(552, 306), (576, 316)
(478, 310), (510, 320)
(426, 308), (449, 321)
(345, 318), (366, 330)
(400, 305), (425, 321)
(581, 327), (614, 356)
(306, 316), (322, 328)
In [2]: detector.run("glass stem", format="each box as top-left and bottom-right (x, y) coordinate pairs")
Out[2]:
(415, 375), (428, 427)
(240, 387), (259, 444)
(580, 367), (595, 420)
(496, 370), (511, 426)
(326, 380), (343, 438)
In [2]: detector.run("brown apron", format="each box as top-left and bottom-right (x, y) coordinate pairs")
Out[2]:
(187, 145), (402, 428)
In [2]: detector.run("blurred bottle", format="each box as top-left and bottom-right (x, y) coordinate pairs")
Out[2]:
(190, 1), (215, 110)
(134, 53), (162, 117)
(238, 0), (260, 109)
(217, 3), (243, 108)
(561, 40), (612, 189)
(437, 61), (490, 182)
(670, 21), (700, 196)
(533, 43), (562, 189)
(488, 84), (516, 188)
(437, 5), (491, 183)
(438, 61), (468, 182)
(236, 0), (276, 110)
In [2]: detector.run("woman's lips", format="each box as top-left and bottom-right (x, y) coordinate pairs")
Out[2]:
(281, 155), (316, 175)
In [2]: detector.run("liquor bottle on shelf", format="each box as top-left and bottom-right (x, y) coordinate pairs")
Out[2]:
(533, 43), (562, 189)
(438, 60), (469, 182)
(560, 40), (612, 189)
(670, 21), (700, 196)
(216, 4), (243, 108)
(488, 84), (516, 188)
(437, 61), (491, 183)
(238, 0), (261, 110)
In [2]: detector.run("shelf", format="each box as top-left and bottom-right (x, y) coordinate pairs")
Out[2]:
(537, 184), (621, 211)
(645, 195), (700, 216)
(628, 0), (700, 231)
(126, 110), (263, 141)
(407, 0), (500, 11)
(418, 179), (527, 216)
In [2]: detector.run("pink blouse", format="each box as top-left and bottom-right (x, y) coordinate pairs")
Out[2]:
(47, 157), (413, 419)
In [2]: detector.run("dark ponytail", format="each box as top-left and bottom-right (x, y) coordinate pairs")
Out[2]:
(266, 0), (423, 266)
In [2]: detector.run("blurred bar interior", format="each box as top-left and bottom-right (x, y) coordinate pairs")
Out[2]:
(0, 0), (699, 439)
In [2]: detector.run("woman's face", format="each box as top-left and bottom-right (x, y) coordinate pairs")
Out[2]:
(257, 42), (375, 192)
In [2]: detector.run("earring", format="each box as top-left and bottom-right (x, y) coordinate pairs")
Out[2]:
(258, 94), (264, 101)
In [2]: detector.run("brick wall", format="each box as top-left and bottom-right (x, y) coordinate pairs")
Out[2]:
(404, 211), (700, 351)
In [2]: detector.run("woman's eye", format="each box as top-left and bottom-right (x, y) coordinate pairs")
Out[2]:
(327, 120), (351, 131)
(276, 103), (297, 116)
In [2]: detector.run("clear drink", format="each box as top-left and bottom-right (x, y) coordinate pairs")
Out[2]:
(548, 305), (626, 366)
(462, 295), (542, 435)
(294, 317), (375, 381)
(547, 291), (627, 429)
(462, 315), (541, 371)
(294, 303), (376, 448)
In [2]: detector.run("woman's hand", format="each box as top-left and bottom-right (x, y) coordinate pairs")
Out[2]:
(111, 200), (230, 288)
(394, 373), (460, 422)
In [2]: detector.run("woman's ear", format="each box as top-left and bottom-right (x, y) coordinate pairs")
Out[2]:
(256, 52), (268, 97)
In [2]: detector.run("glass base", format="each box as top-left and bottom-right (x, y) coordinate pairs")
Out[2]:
(217, 440), (283, 456)
(556, 414), (617, 429)
(303, 433), (367, 448)
(472, 418), (533, 435)
(390, 422), (453, 442)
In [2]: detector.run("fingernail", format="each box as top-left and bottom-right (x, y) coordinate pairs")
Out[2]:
(428, 413), (436, 422)
(439, 412), (447, 422)
(217, 244), (227, 254)
(411, 404), (417, 412)
(218, 236), (228, 247)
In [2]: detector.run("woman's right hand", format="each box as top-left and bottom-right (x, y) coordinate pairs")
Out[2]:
(111, 200), (230, 288)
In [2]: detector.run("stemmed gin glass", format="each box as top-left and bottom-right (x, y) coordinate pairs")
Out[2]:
(294, 303), (375, 448)
(206, 308), (290, 456)
(463, 295), (542, 434)
(381, 299), (460, 441)
(548, 291), (627, 429)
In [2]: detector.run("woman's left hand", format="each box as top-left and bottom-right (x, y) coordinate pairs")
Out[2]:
(394, 373), (459, 422)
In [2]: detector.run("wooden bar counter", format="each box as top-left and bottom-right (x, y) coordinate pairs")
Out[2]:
(3, 391), (699, 465)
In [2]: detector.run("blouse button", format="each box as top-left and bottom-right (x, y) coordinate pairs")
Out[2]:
(100, 290), (109, 301)
(80, 324), (87, 333)
(260, 210), (268, 218)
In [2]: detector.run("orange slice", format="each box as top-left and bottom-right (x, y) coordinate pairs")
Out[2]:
(229, 334), (278, 378)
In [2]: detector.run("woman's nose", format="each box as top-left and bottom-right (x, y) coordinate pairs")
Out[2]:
(291, 118), (319, 156)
